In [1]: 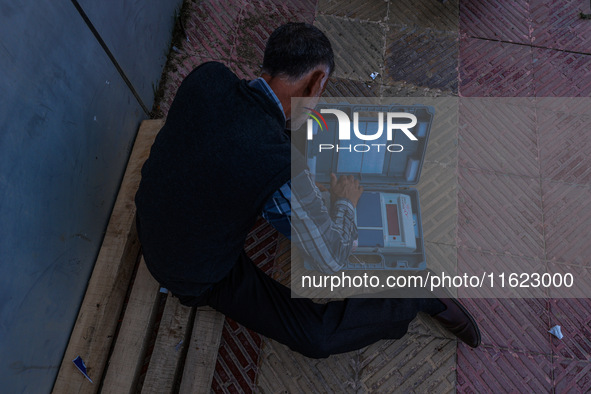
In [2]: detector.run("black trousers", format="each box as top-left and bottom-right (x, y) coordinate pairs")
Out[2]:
(177, 251), (444, 359)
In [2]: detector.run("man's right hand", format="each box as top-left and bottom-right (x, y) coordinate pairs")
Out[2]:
(329, 173), (363, 207)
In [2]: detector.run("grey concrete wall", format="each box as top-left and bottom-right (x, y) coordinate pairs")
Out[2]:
(0, 0), (182, 392)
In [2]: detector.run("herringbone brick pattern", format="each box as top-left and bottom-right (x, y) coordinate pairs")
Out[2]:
(549, 298), (591, 361)
(460, 0), (531, 44)
(359, 335), (457, 393)
(457, 346), (552, 393)
(385, 28), (458, 92)
(423, 242), (458, 291)
(530, 0), (591, 53)
(457, 248), (547, 299)
(380, 81), (451, 98)
(423, 98), (458, 166)
(416, 163), (457, 245)
(318, 0), (388, 22)
(408, 310), (455, 341)
(459, 38), (534, 97)
(458, 4), (591, 98)
(256, 342), (362, 393)
(458, 98), (539, 177)
(533, 48), (591, 97)
(212, 319), (262, 393)
(459, 297), (551, 354)
(257, 334), (457, 393)
(457, 168), (544, 259)
(538, 98), (591, 184)
(542, 181), (591, 266)
(314, 15), (385, 82)
(455, 0), (591, 389)
(266, 0), (317, 14)
(324, 77), (379, 98)
(547, 262), (591, 299)
(553, 358), (591, 392)
(183, 0), (241, 60)
(234, 0), (315, 67)
(387, 0), (459, 32)
(212, 219), (279, 393)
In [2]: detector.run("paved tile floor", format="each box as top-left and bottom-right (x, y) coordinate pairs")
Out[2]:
(155, 0), (591, 392)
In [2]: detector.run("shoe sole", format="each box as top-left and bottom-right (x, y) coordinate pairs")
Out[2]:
(423, 269), (482, 348)
(447, 296), (482, 348)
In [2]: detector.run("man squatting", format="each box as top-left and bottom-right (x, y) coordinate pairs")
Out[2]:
(135, 23), (480, 359)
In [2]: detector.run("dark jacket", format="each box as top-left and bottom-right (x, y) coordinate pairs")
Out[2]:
(135, 62), (303, 296)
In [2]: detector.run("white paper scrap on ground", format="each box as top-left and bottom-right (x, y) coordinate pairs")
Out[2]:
(548, 325), (563, 339)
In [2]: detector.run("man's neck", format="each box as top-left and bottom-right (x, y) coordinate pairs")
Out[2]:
(262, 74), (294, 120)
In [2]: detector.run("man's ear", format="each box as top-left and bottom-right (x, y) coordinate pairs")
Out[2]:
(302, 68), (327, 97)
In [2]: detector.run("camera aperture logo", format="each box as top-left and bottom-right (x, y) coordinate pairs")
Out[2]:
(304, 107), (328, 132)
(306, 108), (418, 153)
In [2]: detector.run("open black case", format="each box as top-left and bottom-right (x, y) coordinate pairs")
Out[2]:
(302, 103), (434, 271)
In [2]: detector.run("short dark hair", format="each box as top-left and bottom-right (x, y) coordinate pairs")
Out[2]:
(262, 23), (335, 80)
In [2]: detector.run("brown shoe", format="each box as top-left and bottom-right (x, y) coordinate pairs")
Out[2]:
(431, 297), (481, 348)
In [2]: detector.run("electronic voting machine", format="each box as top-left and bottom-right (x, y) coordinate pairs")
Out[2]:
(305, 103), (434, 270)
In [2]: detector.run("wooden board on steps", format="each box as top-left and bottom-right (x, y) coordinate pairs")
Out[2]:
(141, 296), (193, 394)
(53, 119), (226, 394)
(179, 307), (225, 394)
(100, 257), (161, 393)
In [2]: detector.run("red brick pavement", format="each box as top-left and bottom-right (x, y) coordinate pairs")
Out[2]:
(542, 181), (591, 266)
(458, 98), (539, 177)
(457, 346), (553, 393)
(530, 0), (591, 53)
(552, 358), (591, 392)
(459, 38), (534, 97)
(457, 0), (591, 391)
(459, 297), (551, 354)
(549, 298), (591, 361)
(460, 0), (531, 44)
(212, 218), (280, 393)
(457, 167), (545, 258)
(532, 47), (591, 97)
(385, 27), (458, 92)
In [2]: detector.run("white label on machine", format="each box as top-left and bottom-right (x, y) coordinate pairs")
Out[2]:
(355, 192), (417, 253)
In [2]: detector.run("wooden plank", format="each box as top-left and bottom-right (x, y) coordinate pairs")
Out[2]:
(52, 119), (164, 394)
(141, 295), (193, 394)
(178, 307), (225, 394)
(100, 257), (161, 394)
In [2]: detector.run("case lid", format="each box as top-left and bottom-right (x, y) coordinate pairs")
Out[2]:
(305, 103), (434, 186)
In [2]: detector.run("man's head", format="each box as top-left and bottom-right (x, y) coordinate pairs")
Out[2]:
(261, 23), (334, 127)
(262, 22), (335, 82)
